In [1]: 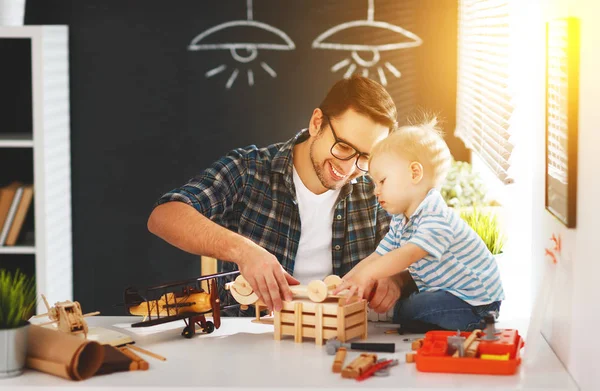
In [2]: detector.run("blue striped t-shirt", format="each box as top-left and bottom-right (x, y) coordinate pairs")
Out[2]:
(376, 189), (505, 306)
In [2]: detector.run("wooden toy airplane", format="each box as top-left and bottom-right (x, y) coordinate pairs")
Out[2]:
(123, 270), (240, 338)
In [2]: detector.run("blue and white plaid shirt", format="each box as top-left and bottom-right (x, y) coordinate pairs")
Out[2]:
(156, 130), (391, 277)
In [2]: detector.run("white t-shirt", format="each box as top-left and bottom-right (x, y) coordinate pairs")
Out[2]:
(292, 166), (340, 285)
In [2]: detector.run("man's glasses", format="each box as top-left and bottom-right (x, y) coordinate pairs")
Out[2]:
(324, 114), (370, 172)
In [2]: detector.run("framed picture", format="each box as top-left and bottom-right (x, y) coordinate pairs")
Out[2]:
(545, 18), (579, 228)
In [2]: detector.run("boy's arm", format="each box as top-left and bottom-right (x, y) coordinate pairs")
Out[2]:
(343, 252), (381, 280)
(333, 244), (426, 299)
(357, 243), (428, 282)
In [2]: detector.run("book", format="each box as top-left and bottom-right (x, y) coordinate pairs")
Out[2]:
(0, 182), (22, 231)
(5, 184), (33, 245)
(0, 185), (24, 245)
(87, 326), (134, 347)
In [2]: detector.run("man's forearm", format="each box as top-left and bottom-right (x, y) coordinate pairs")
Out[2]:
(147, 201), (257, 264)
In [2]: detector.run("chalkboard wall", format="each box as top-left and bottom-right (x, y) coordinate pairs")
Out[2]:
(25, 0), (464, 314)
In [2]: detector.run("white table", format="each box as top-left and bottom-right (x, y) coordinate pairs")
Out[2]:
(0, 316), (578, 391)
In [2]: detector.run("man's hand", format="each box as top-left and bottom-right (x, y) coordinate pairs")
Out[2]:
(236, 248), (299, 312)
(367, 277), (401, 313)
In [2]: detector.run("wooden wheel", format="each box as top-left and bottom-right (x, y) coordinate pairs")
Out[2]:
(323, 275), (343, 289)
(307, 280), (328, 302)
(233, 275), (253, 295)
(229, 275), (259, 305)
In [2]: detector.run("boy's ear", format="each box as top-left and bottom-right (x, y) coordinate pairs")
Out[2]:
(409, 162), (424, 184)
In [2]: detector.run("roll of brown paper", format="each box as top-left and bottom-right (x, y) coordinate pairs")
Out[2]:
(26, 325), (104, 380)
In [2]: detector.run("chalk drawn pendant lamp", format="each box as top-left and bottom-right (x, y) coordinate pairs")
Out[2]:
(188, 0), (295, 89)
(312, 0), (422, 86)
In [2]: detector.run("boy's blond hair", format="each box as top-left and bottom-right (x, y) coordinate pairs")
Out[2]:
(370, 117), (452, 187)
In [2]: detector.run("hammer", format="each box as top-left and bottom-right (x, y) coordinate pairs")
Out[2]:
(325, 338), (395, 355)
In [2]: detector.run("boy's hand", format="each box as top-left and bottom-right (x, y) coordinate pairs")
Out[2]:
(333, 275), (376, 302)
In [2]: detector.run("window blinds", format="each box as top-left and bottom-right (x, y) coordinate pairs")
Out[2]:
(546, 20), (569, 185)
(455, 0), (515, 184)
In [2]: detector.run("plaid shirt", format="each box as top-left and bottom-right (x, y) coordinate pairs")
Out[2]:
(156, 130), (391, 277)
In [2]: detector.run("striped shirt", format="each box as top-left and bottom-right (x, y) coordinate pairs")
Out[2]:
(156, 129), (391, 278)
(376, 189), (504, 306)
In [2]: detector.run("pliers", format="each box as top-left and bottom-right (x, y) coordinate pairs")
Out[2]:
(356, 358), (400, 381)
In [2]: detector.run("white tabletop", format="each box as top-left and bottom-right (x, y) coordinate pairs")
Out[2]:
(0, 316), (578, 391)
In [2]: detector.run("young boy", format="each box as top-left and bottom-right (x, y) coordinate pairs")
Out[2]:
(333, 118), (504, 332)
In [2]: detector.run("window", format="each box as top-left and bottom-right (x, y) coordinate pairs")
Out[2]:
(455, 0), (515, 184)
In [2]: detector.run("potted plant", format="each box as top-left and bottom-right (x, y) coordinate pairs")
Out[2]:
(0, 269), (36, 378)
(460, 208), (506, 255)
(441, 159), (488, 208)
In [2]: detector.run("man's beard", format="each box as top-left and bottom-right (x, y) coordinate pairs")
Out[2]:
(309, 142), (347, 191)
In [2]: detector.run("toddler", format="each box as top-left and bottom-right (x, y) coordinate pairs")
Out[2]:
(334, 118), (504, 332)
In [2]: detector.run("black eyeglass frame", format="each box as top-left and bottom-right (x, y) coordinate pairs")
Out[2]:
(323, 114), (370, 173)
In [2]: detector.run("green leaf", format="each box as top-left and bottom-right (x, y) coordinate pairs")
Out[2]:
(459, 208), (507, 255)
(0, 269), (36, 329)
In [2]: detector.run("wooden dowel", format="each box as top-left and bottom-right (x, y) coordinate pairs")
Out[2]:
(452, 329), (481, 357)
(119, 347), (149, 370)
(465, 340), (480, 357)
(127, 344), (167, 361)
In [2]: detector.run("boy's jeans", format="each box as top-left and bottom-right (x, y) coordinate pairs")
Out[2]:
(392, 290), (501, 333)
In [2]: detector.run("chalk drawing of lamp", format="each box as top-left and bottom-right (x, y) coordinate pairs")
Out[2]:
(188, 0), (295, 89)
(312, 0), (422, 86)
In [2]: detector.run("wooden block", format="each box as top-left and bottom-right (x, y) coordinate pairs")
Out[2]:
(280, 325), (337, 340)
(344, 299), (367, 315)
(281, 298), (339, 314)
(274, 309), (282, 341)
(272, 297), (368, 345)
(343, 312), (364, 329)
(294, 302), (302, 343)
(406, 352), (415, 363)
(362, 300), (368, 340)
(337, 305), (346, 342)
(279, 312), (337, 327)
(315, 304), (323, 346)
(341, 353), (377, 379)
(411, 339), (423, 350)
(332, 347), (347, 373)
(345, 324), (366, 341)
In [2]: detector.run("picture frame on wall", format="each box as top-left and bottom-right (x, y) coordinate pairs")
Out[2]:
(545, 17), (579, 229)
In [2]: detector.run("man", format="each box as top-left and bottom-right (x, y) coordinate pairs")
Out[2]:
(147, 75), (410, 313)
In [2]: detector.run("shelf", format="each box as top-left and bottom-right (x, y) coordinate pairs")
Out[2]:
(0, 245), (36, 254)
(0, 133), (33, 148)
(0, 26), (72, 313)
